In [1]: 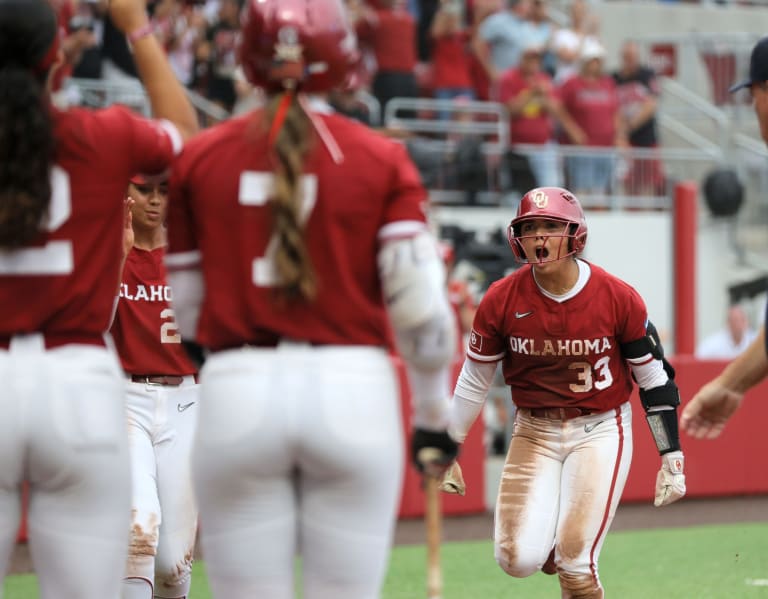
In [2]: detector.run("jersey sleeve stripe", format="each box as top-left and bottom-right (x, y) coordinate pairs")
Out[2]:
(158, 119), (183, 156)
(378, 220), (427, 241)
(467, 349), (505, 362)
(165, 250), (202, 269)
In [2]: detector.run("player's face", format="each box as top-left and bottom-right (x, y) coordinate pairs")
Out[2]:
(128, 182), (168, 231)
(750, 81), (768, 145)
(518, 218), (571, 266)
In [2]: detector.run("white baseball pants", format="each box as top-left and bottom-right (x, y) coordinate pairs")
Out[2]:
(123, 376), (199, 599)
(0, 334), (131, 599)
(193, 343), (404, 599)
(494, 401), (633, 598)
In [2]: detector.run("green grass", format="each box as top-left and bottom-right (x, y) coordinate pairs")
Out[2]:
(5, 523), (768, 598)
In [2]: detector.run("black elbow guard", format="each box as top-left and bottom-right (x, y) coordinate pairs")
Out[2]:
(621, 320), (675, 380)
(641, 380), (681, 454)
(639, 379), (680, 410)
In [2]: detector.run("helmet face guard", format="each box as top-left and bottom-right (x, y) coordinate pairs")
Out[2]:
(507, 217), (583, 264)
(507, 187), (588, 264)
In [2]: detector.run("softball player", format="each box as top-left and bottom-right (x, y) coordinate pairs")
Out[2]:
(111, 175), (199, 599)
(448, 187), (686, 598)
(0, 1), (196, 597)
(164, 1), (458, 596)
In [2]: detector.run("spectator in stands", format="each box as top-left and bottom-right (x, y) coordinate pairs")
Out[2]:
(466, 0), (504, 100)
(354, 0), (419, 117)
(194, 0), (241, 114)
(55, 0), (99, 83)
(527, 0), (555, 75)
(559, 38), (627, 198)
(430, 0), (475, 116)
(550, 0), (599, 84)
(152, 0), (205, 87)
(471, 0), (535, 99)
(696, 305), (758, 360)
(613, 40), (667, 196)
(498, 41), (585, 188)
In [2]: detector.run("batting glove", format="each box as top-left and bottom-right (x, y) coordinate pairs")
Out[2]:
(411, 428), (459, 478)
(654, 450), (686, 507)
(440, 460), (466, 496)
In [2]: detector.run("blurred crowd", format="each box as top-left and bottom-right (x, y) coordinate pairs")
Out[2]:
(52, 0), (666, 200)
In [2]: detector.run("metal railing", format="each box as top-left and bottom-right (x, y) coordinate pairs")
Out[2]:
(61, 77), (231, 125)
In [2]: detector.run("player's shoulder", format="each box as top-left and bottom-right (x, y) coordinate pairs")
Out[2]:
(586, 261), (643, 298)
(324, 112), (410, 158)
(53, 104), (134, 140)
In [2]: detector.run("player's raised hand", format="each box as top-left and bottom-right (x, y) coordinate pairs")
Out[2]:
(109, 0), (150, 36)
(122, 197), (135, 257)
(680, 382), (743, 440)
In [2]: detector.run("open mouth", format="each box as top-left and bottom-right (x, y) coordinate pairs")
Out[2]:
(535, 246), (549, 261)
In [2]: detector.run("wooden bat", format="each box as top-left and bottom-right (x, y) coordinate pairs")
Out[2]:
(419, 447), (444, 599)
(425, 474), (443, 599)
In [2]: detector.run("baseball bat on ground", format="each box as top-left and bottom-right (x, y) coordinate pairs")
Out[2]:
(419, 448), (444, 599)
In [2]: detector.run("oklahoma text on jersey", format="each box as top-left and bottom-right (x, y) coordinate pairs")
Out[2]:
(118, 284), (173, 302)
(509, 336), (613, 356)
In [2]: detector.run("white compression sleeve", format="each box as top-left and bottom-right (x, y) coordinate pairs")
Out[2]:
(628, 355), (668, 391)
(448, 359), (499, 443)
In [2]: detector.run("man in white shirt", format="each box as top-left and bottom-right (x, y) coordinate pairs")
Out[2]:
(696, 304), (757, 360)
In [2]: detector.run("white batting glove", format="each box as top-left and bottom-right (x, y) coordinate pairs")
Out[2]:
(654, 450), (686, 507)
(440, 460), (466, 496)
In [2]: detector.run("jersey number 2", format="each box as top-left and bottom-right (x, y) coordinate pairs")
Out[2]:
(0, 166), (73, 275)
(238, 171), (318, 287)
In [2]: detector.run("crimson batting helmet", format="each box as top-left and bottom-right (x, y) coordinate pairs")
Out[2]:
(507, 187), (588, 263)
(239, 0), (358, 93)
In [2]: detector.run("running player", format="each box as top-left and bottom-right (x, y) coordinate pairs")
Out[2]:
(447, 187), (686, 598)
(164, 0), (458, 596)
(111, 175), (199, 599)
(0, 0), (196, 597)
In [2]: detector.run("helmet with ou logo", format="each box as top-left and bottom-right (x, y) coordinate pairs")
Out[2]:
(507, 187), (588, 263)
(239, 0), (359, 93)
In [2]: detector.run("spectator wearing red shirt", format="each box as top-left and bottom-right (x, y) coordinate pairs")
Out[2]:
(613, 40), (666, 196)
(430, 0), (475, 117)
(499, 42), (585, 188)
(355, 0), (419, 117)
(559, 38), (627, 197)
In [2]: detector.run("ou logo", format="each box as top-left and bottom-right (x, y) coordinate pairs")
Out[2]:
(532, 190), (548, 208)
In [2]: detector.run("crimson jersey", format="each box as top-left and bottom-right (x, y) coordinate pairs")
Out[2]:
(468, 262), (647, 412)
(0, 106), (178, 340)
(111, 247), (196, 375)
(166, 109), (427, 351)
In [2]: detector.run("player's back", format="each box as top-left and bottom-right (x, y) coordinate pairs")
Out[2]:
(169, 107), (427, 351)
(0, 106), (175, 341)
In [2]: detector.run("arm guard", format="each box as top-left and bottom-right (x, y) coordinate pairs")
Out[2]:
(378, 232), (457, 430)
(641, 380), (682, 455)
(623, 320), (682, 455)
(621, 319), (675, 379)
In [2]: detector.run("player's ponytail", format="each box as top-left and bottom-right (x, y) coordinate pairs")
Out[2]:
(267, 92), (317, 301)
(0, 0), (59, 249)
(0, 66), (54, 249)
